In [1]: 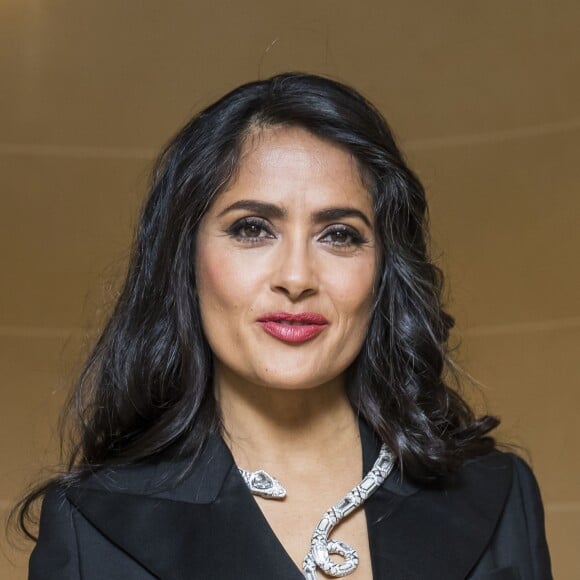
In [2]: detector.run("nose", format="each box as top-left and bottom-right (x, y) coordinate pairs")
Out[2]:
(270, 233), (318, 301)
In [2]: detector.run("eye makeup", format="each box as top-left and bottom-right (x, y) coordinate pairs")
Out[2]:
(225, 216), (369, 249)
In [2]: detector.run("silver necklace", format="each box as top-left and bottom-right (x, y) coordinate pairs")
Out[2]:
(238, 443), (394, 579)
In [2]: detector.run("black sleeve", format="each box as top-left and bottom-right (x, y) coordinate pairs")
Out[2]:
(510, 454), (552, 579)
(28, 486), (81, 580)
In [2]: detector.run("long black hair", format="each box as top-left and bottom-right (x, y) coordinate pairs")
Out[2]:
(13, 72), (498, 540)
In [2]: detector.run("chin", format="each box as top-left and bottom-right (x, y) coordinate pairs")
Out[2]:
(250, 369), (341, 392)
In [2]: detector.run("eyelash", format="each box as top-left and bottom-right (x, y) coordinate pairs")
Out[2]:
(226, 217), (368, 248)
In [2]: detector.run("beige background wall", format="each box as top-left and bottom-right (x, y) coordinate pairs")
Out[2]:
(1, 1), (578, 578)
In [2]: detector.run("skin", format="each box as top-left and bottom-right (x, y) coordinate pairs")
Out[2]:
(194, 125), (378, 577)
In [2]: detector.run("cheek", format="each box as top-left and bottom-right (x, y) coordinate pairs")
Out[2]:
(326, 257), (376, 318)
(195, 244), (260, 319)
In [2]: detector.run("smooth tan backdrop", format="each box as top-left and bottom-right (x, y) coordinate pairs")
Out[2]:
(1, 1), (579, 578)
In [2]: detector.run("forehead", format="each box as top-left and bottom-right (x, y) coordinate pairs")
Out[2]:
(216, 126), (373, 212)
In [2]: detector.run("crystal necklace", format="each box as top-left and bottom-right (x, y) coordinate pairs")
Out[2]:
(238, 443), (394, 579)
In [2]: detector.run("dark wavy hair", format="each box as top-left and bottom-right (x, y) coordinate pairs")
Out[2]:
(13, 71), (498, 540)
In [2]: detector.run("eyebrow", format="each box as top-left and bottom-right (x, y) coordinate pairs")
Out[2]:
(217, 200), (372, 228)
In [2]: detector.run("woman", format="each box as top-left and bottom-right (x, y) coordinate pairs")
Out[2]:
(16, 72), (551, 579)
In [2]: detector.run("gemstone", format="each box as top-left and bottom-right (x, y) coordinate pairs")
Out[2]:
(360, 478), (375, 492)
(251, 470), (273, 490)
(337, 497), (357, 516)
(312, 545), (329, 566)
(377, 454), (393, 473)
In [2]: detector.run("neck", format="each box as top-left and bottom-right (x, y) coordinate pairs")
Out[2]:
(215, 365), (359, 471)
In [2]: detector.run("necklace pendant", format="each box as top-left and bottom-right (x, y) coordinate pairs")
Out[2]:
(302, 443), (394, 578)
(238, 468), (287, 499)
(238, 443), (394, 578)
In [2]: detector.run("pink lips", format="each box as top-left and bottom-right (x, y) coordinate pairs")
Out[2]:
(257, 311), (329, 344)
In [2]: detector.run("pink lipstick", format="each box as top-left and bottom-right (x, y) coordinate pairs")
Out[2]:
(257, 311), (329, 344)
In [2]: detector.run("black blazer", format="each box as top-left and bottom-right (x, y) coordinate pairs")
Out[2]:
(29, 417), (552, 579)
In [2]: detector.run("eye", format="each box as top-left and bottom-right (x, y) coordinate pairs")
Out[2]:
(319, 225), (367, 248)
(226, 217), (275, 243)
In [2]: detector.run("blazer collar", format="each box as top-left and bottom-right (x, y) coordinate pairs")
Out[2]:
(66, 417), (513, 579)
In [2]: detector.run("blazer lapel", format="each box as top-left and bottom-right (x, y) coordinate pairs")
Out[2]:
(358, 419), (514, 579)
(66, 430), (303, 580)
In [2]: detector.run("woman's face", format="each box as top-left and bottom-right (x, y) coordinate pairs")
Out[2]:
(195, 126), (378, 392)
